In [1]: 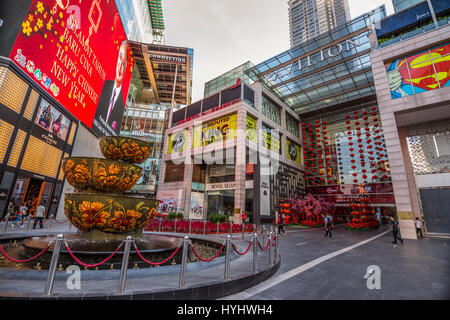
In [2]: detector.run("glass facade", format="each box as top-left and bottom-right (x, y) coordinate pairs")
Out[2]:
(0, 66), (76, 218)
(248, 6), (386, 115)
(261, 95), (281, 126)
(392, 0), (425, 12)
(120, 104), (169, 194)
(385, 42), (450, 99)
(204, 61), (254, 97)
(286, 113), (300, 138)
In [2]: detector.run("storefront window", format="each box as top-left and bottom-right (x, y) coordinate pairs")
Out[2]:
(208, 164), (235, 183)
(245, 189), (253, 223)
(165, 162), (185, 183)
(207, 190), (234, 216)
(286, 114), (300, 138)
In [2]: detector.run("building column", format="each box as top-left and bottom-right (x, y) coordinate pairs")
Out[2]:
(380, 111), (417, 239)
(181, 127), (193, 218)
(234, 108), (247, 223)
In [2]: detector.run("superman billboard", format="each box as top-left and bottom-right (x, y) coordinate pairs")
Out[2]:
(8, 0), (134, 137)
(385, 42), (450, 99)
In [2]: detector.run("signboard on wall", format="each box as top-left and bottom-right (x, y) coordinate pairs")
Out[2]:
(262, 125), (280, 153)
(35, 98), (70, 141)
(9, 0), (133, 137)
(157, 189), (183, 213)
(286, 138), (302, 164)
(246, 114), (257, 143)
(193, 113), (237, 147)
(167, 130), (188, 154)
(259, 154), (271, 216)
(189, 192), (204, 220)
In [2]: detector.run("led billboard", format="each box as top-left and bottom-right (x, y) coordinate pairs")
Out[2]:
(9, 0), (133, 137)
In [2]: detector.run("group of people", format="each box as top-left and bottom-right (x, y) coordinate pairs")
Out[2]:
(274, 208), (424, 244)
(7, 199), (46, 229)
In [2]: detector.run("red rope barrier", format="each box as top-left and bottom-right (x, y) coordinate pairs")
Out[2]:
(0, 215), (9, 223)
(54, 218), (68, 224)
(65, 241), (123, 268)
(257, 238), (270, 251)
(231, 241), (253, 256)
(191, 244), (224, 262)
(0, 242), (51, 263)
(134, 243), (181, 266)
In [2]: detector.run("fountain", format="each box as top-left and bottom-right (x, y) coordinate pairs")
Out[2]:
(16, 136), (186, 269)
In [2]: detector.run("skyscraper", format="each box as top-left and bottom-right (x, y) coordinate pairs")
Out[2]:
(288, 0), (350, 47)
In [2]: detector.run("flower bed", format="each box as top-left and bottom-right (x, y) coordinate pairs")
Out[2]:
(144, 219), (255, 234)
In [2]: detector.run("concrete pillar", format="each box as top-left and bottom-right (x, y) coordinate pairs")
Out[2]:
(234, 108), (247, 224)
(181, 127), (194, 218)
(379, 111), (417, 239)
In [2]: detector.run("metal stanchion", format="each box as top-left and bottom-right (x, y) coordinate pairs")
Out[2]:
(253, 224), (256, 234)
(158, 218), (162, 232)
(203, 220), (206, 235)
(229, 222), (232, 236)
(216, 221), (219, 235)
(178, 236), (190, 288)
(274, 228), (279, 263)
(43, 234), (63, 296)
(252, 233), (257, 274)
(2, 214), (10, 233)
(224, 235), (231, 281)
(242, 223), (245, 240)
(269, 230), (273, 267)
(174, 218), (177, 233)
(47, 216), (54, 232)
(116, 236), (132, 294)
(189, 220), (192, 234)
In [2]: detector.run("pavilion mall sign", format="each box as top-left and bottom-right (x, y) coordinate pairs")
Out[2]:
(262, 35), (365, 82)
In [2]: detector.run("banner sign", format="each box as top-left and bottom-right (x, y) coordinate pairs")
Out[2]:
(246, 114), (257, 143)
(193, 113), (237, 147)
(286, 137), (302, 164)
(189, 192), (204, 220)
(262, 125), (280, 153)
(168, 130), (188, 154)
(10, 0), (133, 137)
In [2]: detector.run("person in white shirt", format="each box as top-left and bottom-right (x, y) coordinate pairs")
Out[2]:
(415, 217), (423, 238)
(33, 203), (46, 229)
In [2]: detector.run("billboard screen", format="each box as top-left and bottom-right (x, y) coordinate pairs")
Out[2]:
(9, 0), (133, 137)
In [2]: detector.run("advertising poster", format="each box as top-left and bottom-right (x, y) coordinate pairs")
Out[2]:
(167, 130), (188, 154)
(246, 114), (257, 143)
(10, 0), (133, 137)
(385, 42), (450, 99)
(262, 125), (280, 153)
(189, 192), (204, 220)
(157, 189), (183, 213)
(35, 98), (70, 141)
(286, 138), (302, 164)
(259, 154), (271, 216)
(193, 113), (237, 147)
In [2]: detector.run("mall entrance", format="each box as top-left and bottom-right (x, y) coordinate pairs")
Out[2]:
(9, 176), (54, 217)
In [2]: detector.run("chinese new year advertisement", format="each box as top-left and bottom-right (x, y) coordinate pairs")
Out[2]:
(9, 0), (134, 137)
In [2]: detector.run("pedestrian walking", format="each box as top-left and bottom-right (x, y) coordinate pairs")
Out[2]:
(415, 217), (423, 238)
(12, 202), (27, 227)
(324, 212), (333, 238)
(390, 216), (403, 245)
(277, 211), (286, 235)
(33, 202), (46, 229)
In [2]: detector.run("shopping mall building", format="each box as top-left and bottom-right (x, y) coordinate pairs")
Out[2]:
(160, 2), (450, 237)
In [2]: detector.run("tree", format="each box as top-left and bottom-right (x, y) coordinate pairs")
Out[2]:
(290, 194), (334, 223)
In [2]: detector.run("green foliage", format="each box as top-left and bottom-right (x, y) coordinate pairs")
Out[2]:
(167, 212), (177, 220)
(209, 213), (218, 224)
(177, 212), (184, 220)
(218, 214), (228, 223)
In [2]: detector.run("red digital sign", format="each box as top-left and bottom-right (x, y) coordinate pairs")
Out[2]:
(10, 0), (134, 137)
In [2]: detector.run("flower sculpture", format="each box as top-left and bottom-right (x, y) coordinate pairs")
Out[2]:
(63, 136), (158, 234)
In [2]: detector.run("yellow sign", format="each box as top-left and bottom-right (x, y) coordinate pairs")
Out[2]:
(262, 126), (280, 153)
(286, 138), (302, 164)
(168, 130), (188, 154)
(193, 113), (237, 147)
(246, 114), (257, 143)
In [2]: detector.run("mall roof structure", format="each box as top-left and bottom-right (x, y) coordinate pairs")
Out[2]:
(246, 6), (386, 117)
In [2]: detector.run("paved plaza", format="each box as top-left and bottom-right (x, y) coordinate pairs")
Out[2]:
(0, 221), (448, 300)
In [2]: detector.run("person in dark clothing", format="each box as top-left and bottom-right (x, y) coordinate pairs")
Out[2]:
(324, 212), (333, 238)
(277, 211), (286, 235)
(390, 216), (403, 244)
